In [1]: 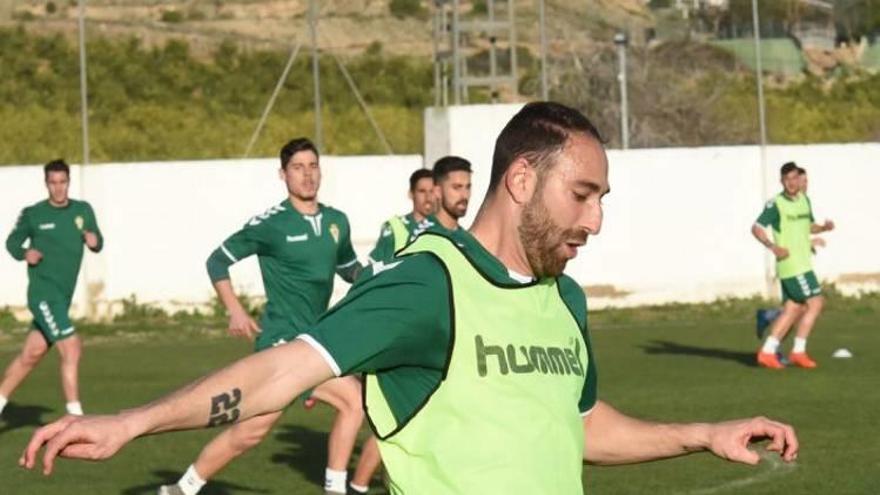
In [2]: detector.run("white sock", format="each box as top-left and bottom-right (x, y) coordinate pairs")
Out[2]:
(0, 394), (8, 415)
(761, 336), (780, 354)
(793, 337), (807, 354)
(325, 468), (347, 494)
(177, 465), (207, 495)
(65, 401), (83, 416)
(350, 482), (369, 493)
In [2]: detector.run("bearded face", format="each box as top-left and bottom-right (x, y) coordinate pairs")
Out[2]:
(518, 183), (588, 278)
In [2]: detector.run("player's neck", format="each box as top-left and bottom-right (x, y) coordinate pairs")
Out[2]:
(470, 196), (534, 278)
(435, 208), (459, 231)
(48, 197), (70, 208)
(411, 210), (426, 223)
(288, 195), (319, 215)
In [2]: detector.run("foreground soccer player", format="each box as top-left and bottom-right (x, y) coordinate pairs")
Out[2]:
(367, 168), (434, 264)
(21, 103), (798, 494)
(2, 159), (102, 418)
(158, 138), (364, 495)
(752, 162), (833, 369)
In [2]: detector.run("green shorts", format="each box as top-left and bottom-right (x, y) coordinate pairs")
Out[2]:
(254, 328), (299, 352)
(780, 271), (822, 303)
(29, 299), (75, 345)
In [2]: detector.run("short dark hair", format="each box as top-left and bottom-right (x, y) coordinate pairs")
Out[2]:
(797, 166), (807, 176)
(432, 156), (472, 183)
(780, 161), (799, 176)
(488, 101), (604, 194)
(44, 159), (70, 179)
(280, 138), (319, 169)
(409, 168), (433, 191)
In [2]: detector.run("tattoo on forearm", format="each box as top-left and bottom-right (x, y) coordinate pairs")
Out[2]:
(208, 388), (242, 427)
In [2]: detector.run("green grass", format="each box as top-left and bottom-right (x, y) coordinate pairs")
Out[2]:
(0, 302), (878, 494)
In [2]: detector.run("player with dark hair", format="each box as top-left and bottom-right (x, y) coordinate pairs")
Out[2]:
(752, 162), (834, 369)
(368, 169), (435, 264)
(23, 104), (798, 494)
(2, 159), (103, 418)
(158, 138), (365, 495)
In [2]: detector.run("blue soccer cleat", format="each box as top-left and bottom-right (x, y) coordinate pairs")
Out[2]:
(755, 308), (781, 340)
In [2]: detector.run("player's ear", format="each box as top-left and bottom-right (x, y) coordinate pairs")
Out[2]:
(505, 157), (535, 205)
(278, 167), (286, 181)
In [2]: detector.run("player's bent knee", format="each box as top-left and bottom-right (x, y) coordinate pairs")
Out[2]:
(21, 347), (48, 367)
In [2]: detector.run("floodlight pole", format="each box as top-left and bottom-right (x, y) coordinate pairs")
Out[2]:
(614, 32), (629, 150)
(751, 0), (774, 298)
(309, 0), (323, 150)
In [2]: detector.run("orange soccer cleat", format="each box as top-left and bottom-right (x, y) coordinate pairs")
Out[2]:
(789, 352), (818, 369)
(757, 351), (785, 369)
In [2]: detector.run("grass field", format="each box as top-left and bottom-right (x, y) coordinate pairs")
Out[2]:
(0, 298), (877, 494)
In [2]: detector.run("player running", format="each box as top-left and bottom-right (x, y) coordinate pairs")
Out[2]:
(2, 159), (102, 419)
(158, 138), (364, 495)
(752, 162), (834, 369)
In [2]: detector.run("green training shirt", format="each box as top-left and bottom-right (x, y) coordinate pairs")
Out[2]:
(756, 192), (815, 279)
(367, 213), (433, 263)
(302, 229), (598, 430)
(206, 200), (359, 336)
(6, 199), (103, 303)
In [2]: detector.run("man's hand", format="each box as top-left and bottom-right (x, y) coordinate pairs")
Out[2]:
(706, 416), (798, 465)
(19, 414), (135, 475)
(228, 309), (260, 340)
(24, 249), (43, 266)
(770, 245), (789, 260)
(822, 220), (834, 232)
(83, 231), (99, 249)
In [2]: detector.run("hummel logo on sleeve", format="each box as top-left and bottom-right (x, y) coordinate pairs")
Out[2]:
(371, 260), (402, 276)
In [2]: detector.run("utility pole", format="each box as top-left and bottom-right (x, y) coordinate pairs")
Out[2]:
(538, 0), (548, 100)
(309, 0), (322, 150)
(614, 32), (629, 149)
(751, 0), (774, 299)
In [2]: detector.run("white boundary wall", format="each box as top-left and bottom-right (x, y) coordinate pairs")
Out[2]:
(1, 106), (878, 314)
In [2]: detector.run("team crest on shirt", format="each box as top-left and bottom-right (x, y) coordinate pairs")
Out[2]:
(329, 223), (340, 244)
(74, 215), (84, 231)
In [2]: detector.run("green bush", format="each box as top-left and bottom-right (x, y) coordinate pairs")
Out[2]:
(389, 0), (425, 19)
(0, 28), (432, 163)
(160, 10), (185, 23)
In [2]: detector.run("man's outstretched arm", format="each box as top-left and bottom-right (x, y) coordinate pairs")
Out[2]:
(583, 400), (798, 466)
(21, 339), (334, 475)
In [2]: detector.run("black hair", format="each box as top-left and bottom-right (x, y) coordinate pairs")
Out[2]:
(432, 156), (472, 183)
(280, 138), (319, 169)
(797, 166), (807, 175)
(44, 159), (70, 179)
(780, 161), (799, 176)
(487, 101), (604, 194)
(409, 168), (434, 191)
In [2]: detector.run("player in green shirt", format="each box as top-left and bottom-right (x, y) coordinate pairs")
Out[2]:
(367, 168), (435, 264)
(159, 139), (365, 495)
(1, 159), (102, 419)
(24, 103), (800, 494)
(419, 155), (472, 239)
(351, 158), (472, 492)
(752, 162), (834, 370)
